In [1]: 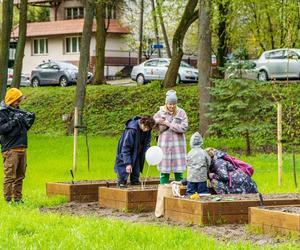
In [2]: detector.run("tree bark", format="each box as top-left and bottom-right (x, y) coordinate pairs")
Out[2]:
(163, 0), (198, 88)
(198, 0), (212, 136)
(0, 0), (14, 99)
(150, 0), (161, 57)
(93, 1), (108, 85)
(216, 0), (229, 78)
(138, 0), (144, 64)
(12, 0), (28, 89)
(74, 0), (95, 126)
(156, 0), (171, 58)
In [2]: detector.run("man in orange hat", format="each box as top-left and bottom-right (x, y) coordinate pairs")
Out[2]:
(0, 88), (35, 203)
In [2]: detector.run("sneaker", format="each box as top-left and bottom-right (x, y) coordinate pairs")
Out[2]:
(118, 183), (127, 188)
(5, 197), (12, 203)
(14, 199), (24, 204)
(130, 181), (141, 185)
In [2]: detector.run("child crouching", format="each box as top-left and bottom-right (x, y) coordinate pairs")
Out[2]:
(186, 132), (211, 195)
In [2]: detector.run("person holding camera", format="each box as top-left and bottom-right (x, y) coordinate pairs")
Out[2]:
(0, 88), (35, 203)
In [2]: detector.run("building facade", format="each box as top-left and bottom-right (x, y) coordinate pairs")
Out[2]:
(12, 0), (135, 76)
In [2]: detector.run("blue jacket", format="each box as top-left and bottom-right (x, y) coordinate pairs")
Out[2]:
(114, 116), (152, 173)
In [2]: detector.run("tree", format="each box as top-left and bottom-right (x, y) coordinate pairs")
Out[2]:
(93, 0), (111, 85)
(163, 0), (198, 88)
(12, 0), (27, 89)
(74, 0), (95, 125)
(138, 0), (144, 64)
(156, 0), (171, 58)
(215, 0), (230, 78)
(150, 0), (161, 57)
(198, 0), (212, 135)
(0, 0), (13, 99)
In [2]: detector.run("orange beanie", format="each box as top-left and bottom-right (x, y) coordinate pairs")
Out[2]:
(5, 88), (24, 106)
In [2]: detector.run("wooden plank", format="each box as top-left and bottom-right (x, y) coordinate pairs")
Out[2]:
(164, 209), (203, 225)
(127, 189), (158, 202)
(250, 207), (300, 231)
(99, 187), (128, 202)
(202, 213), (248, 225)
(127, 201), (156, 212)
(99, 198), (128, 210)
(46, 183), (71, 195)
(164, 197), (203, 215)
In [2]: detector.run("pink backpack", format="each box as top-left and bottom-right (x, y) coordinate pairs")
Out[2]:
(223, 154), (254, 177)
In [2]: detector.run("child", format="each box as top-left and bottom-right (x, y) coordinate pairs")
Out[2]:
(114, 115), (156, 187)
(186, 132), (211, 195)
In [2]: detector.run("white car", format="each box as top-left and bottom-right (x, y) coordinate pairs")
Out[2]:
(131, 58), (198, 84)
(7, 68), (31, 87)
(256, 48), (300, 81)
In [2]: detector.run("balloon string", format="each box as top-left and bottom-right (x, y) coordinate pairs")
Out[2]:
(142, 163), (151, 190)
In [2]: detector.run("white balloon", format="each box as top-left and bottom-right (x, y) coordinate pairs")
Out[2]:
(145, 146), (163, 165)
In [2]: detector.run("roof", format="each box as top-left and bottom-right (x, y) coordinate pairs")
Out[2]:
(11, 19), (130, 38)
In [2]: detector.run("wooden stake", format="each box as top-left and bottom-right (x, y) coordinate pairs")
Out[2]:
(73, 107), (79, 172)
(277, 102), (283, 186)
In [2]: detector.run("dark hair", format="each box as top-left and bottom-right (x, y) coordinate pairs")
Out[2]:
(140, 115), (156, 129)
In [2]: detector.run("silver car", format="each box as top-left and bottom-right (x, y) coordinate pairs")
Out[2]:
(7, 68), (31, 87)
(131, 58), (198, 84)
(31, 61), (93, 87)
(225, 60), (258, 80)
(256, 48), (300, 81)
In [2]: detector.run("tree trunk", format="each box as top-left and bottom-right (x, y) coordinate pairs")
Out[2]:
(216, 0), (229, 78)
(198, 0), (212, 136)
(74, 0), (95, 126)
(138, 0), (144, 64)
(12, 0), (28, 89)
(0, 0), (14, 99)
(93, 1), (107, 85)
(150, 0), (161, 57)
(245, 130), (251, 155)
(156, 0), (171, 58)
(163, 0), (198, 88)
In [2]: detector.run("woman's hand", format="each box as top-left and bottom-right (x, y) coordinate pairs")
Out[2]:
(126, 165), (132, 173)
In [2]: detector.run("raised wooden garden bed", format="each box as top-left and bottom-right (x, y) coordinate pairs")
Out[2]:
(164, 193), (300, 225)
(46, 178), (161, 202)
(249, 205), (300, 237)
(99, 186), (186, 212)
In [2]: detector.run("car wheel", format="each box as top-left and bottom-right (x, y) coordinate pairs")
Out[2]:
(136, 74), (145, 85)
(59, 76), (68, 87)
(258, 70), (268, 81)
(31, 77), (40, 87)
(176, 74), (181, 84)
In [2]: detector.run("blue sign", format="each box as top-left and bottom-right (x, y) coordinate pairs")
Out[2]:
(152, 44), (164, 49)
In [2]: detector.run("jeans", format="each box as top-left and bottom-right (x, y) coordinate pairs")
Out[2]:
(186, 181), (208, 195)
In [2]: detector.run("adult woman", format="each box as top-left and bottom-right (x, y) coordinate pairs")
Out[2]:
(206, 148), (258, 194)
(154, 90), (188, 184)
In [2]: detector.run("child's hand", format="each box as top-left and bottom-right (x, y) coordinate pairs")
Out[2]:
(209, 173), (215, 179)
(126, 165), (132, 173)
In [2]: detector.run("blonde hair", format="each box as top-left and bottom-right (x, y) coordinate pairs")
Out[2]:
(205, 147), (216, 158)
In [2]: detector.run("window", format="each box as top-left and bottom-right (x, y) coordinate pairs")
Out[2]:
(158, 59), (169, 67)
(65, 7), (84, 19)
(266, 50), (284, 60)
(105, 4), (117, 19)
(144, 60), (158, 67)
(33, 38), (48, 55)
(65, 36), (81, 54)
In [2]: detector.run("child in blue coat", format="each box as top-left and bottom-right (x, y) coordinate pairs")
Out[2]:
(114, 115), (155, 186)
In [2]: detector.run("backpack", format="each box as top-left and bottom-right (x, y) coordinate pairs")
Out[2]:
(223, 154), (254, 177)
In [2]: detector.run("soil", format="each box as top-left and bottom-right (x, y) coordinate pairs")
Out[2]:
(267, 206), (300, 214)
(55, 177), (160, 185)
(186, 193), (300, 202)
(40, 202), (300, 247)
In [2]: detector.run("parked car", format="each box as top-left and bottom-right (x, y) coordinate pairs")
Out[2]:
(256, 48), (300, 81)
(225, 60), (258, 80)
(7, 68), (31, 87)
(31, 61), (93, 87)
(130, 58), (199, 84)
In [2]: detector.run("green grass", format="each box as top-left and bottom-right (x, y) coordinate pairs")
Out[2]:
(0, 134), (299, 249)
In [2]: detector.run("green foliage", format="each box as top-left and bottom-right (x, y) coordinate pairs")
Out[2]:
(19, 84), (200, 136)
(208, 79), (274, 153)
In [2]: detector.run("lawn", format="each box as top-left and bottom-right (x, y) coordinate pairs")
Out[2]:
(0, 134), (299, 249)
